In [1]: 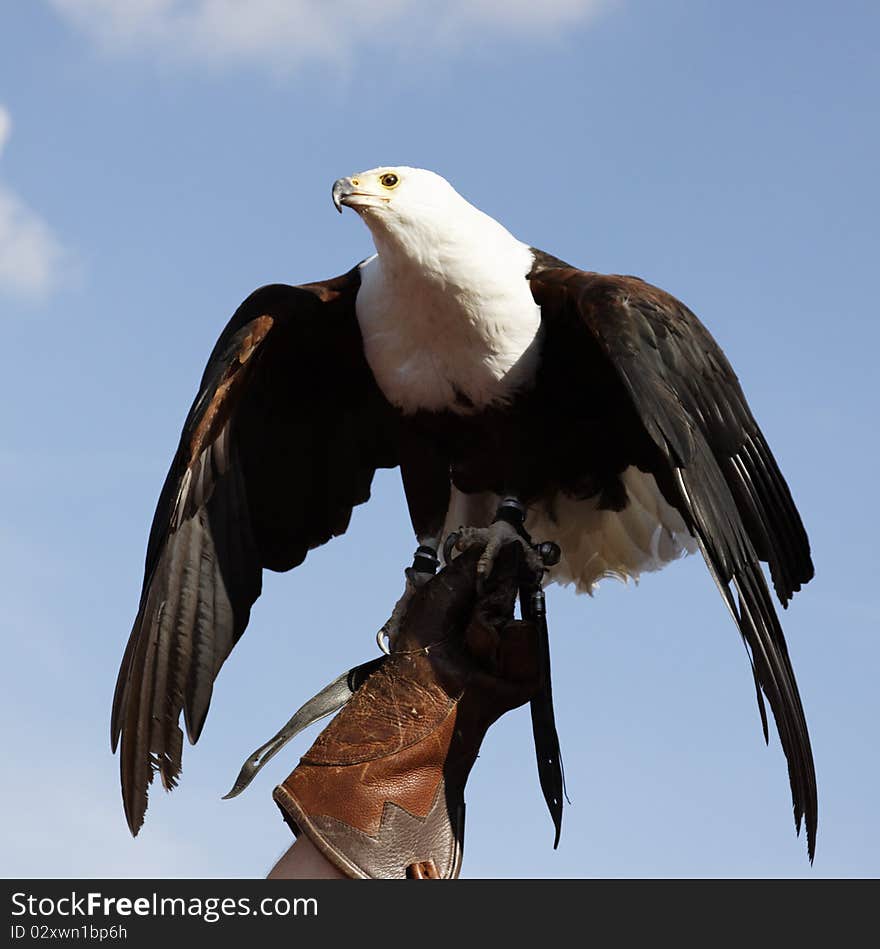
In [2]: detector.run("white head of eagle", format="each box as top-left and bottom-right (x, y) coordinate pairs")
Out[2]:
(333, 166), (545, 415)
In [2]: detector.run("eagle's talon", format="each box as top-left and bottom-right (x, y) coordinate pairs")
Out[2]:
(443, 531), (461, 565)
(451, 520), (547, 582)
(378, 567), (435, 654)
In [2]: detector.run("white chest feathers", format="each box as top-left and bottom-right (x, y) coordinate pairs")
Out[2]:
(355, 244), (542, 414)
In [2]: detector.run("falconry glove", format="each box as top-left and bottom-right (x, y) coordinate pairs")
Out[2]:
(272, 541), (542, 879)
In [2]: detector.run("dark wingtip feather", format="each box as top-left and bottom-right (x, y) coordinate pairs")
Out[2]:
(739, 569), (818, 863)
(675, 466), (817, 863)
(120, 737), (148, 838)
(755, 672), (771, 746)
(183, 697), (211, 746)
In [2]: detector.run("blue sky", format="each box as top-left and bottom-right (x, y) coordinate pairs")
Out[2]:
(1, 1), (877, 878)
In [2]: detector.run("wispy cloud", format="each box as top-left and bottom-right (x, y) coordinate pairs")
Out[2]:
(48, 0), (610, 72)
(0, 105), (71, 301)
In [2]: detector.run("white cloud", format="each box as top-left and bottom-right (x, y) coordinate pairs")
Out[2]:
(0, 105), (70, 301)
(47, 0), (610, 71)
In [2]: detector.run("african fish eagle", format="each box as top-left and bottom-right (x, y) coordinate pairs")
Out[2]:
(112, 167), (816, 858)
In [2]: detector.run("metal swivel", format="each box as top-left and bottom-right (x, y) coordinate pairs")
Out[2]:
(537, 541), (561, 567)
(494, 496), (527, 528)
(411, 544), (440, 575)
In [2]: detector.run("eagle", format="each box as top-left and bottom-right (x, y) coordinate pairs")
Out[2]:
(112, 166), (816, 857)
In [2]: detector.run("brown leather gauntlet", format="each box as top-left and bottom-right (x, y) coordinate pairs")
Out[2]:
(272, 542), (541, 879)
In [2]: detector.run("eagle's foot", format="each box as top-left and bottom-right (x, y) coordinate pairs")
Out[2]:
(376, 546), (439, 654)
(449, 520), (546, 586)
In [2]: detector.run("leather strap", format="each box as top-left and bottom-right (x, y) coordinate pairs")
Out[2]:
(223, 656), (387, 800)
(520, 577), (565, 848)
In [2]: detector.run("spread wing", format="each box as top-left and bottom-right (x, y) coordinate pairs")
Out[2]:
(529, 255), (817, 858)
(112, 268), (399, 835)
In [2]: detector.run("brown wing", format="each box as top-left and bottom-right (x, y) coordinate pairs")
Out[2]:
(529, 254), (817, 858)
(112, 268), (400, 835)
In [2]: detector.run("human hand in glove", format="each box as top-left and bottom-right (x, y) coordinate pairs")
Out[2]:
(270, 538), (543, 879)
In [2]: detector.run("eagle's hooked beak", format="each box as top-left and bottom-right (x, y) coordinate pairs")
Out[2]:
(332, 178), (349, 214)
(332, 176), (387, 214)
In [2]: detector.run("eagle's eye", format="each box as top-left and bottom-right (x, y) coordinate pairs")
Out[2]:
(379, 173), (399, 189)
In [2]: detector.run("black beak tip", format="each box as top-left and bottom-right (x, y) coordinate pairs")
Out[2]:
(332, 181), (346, 214)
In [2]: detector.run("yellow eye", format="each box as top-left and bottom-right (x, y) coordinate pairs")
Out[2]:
(379, 172), (399, 189)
